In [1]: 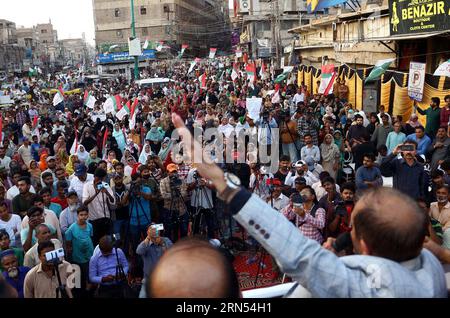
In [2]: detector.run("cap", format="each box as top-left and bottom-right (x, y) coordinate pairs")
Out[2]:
(74, 164), (87, 176)
(166, 163), (178, 173)
(295, 177), (307, 185)
(0, 249), (15, 260)
(46, 156), (56, 162)
(294, 160), (307, 168)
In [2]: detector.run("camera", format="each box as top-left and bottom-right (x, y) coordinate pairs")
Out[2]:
(129, 180), (141, 196)
(262, 111), (270, 121)
(97, 182), (109, 190)
(45, 248), (65, 263)
(334, 200), (348, 216)
(169, 174), (182, 188)
(399, 144), (414, 152)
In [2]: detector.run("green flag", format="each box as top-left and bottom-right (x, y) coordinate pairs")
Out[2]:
(274, 66), (294, 84)
(365, 59), (395, 83)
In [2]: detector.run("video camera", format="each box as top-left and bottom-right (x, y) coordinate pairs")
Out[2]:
(45, 248), (65, 264)
(169, 174), (182, 188)
(334, 199), (353, 217)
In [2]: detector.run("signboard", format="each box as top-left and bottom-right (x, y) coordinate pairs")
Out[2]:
(408, 62), (426, 101)
(389, 0), (449, 35)
(239, 0), (250, 13)
(96, 50), (155, 64)
(128, 37), (142, 57)
(258, 47), (272, 58)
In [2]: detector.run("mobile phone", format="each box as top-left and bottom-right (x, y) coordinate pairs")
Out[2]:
(400, 144), (414, 152)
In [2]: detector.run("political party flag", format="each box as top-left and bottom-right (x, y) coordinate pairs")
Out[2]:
(53, 86), (65, 106)
(246, 63), (257, 83)
(199, 73), (207, 89)
(116, 99), (131, 121)
(318, 64), (336, 95)
(231, 63), (239, 81)
(102, 128), (109, 159)
(143, 39), (149, 50)
(28, 67), (37, 77)
(433, 60), (450, 77)
(32, 115), (40, 141)
(209, 48), (217, 59)
(103, 95), (122, 114)
(365, 58), (395, 83)
(259, 61), (267, 80)
(83, 91), (97, 109)
(178, 44), (188, 59)
(274, 66), (294, 84)
(129, 98), (139, 130)
(70, 129), (79, 155)
(235, 48), (242, 58)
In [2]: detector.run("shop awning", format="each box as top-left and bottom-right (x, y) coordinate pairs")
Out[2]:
(364, 31), (449, 42)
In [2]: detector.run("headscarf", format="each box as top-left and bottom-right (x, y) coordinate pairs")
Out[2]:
(28, 160), (41, 180)
(85, 149), (100, 167)
(139, 143), (153, 164)
(39, 153), (48, 171)
(76, 145), (89, 163)
(408, 113), (421, 128)
(158, 137), (172, 161)
(65, 154), (78, 175)
(57, 149), (69, 167)
(320, 134), (340, 162)
(53, 136), (66, 154)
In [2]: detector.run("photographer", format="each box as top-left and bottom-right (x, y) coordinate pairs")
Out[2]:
(127, 172), (153, 254)
(326, 182), (356, 239)
(255, 110), (278, 156)
(249, 164), (273, 200)
(187, 168), (215, 239)
(82, 168), (116, 246)
(159, 164), (188, 242)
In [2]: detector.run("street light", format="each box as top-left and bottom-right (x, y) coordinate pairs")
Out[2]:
(130, 0), (140, 80)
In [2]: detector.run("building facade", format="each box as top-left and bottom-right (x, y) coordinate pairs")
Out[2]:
(92, 0), (230, 56)
(0, 19), (25, 73)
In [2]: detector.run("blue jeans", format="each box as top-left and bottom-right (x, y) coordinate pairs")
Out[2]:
(282, 141), (301, 162)
(113, 219), (128, 236)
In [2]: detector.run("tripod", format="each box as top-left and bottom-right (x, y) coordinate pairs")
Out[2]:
(191, 182), (217, 239)
(53, 260), (69, 299)
(253, 185), (274, 288)
(167, 186), (189, 243)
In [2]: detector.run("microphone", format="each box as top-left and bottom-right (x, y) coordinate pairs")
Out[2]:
(331, 232), (352, 253)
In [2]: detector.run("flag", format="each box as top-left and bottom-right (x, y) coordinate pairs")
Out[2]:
(103, 95), (122, 114)
(209, 48), (217, 59)
(231, 63), (239, 81)
(234, 0), (238, 17)
(156, 41), (164, 51)
(433, 60), (450, 77)
(102, 128), (109, 159)
(52, 86), (64, 106)
(274, 66), (294, 84)
(28, 67), (37, 77)
(318, 64), (336, 95)
(246, 63), (257, 83)
(32, 116), (40, 141)
(365, 58), (395, 83)
(116, 100), (131, 121)
(199, 73), (207, 89)
(235, 48), (242, 58)
(243, 53), (249, 64)
(143, 39), (149, 49)
(83, 90), (97, 109)
(70, 129), (79, 155)
(188, 61), (196, 74)
(259, 61), (266, 80)
(178, 44), (188, 59)
(129, 99), (139, 130)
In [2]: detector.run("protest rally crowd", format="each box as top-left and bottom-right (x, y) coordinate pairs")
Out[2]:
(0, 56), (449, 298)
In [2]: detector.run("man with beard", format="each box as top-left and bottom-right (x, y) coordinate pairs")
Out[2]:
(426, 127), (450, 172)
(12, 177), (38, 219)
(346, 114), (369, 147)
(381, 140), (426, 200)
(1, 250), (30, 298)
(68, 164), (94, 200)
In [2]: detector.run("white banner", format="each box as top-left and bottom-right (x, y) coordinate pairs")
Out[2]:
(408, 62), (426, 102)
(246, 98), (262, 121)
(433, 60), (450, 77)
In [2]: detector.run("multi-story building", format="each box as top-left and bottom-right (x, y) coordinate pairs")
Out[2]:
(60, 37), (89, 67)
(92, 0), (230, 56)
(0, 19), (25, 73)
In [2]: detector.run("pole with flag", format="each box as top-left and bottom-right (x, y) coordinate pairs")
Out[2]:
(70, 129), (79, 155)
(129, 98), (139, 130)
(209, 48), (217, 59)
(102, 127), (109, 159)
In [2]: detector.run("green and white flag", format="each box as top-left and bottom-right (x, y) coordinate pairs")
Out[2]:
(28, 67), (37, 77)
(365, 58), (395, 83)
(274, 66), (294, 84)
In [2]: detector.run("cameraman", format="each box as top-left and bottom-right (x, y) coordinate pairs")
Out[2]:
(159, 164), (188, 242)
(326, 182), (356, 239)
(249, 164), (273, 200)
(187, 168), (216, 239)
(255, 110), (278, 156)
(127, 172), (153, 254)
(280, 110), (300, 162)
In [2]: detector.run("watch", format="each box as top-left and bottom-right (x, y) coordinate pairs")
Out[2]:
(218, 173), (241, 202)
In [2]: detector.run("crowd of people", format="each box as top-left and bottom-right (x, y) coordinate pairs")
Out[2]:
(0, 56), (449, 298)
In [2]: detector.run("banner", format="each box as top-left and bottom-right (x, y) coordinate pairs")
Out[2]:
(433, 59), (450, 77)
(408, 62), (426, 101)
(246, 98), (262, 121)
(236, 49), (242, 58)
(389, 0), (449, 35)
(96, 50), (155, 64)
(318, 64), (336, 95)
(307, 0), (348, 13)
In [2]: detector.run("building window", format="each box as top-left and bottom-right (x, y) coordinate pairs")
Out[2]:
(115, 9), (120, 17)
(41, 29), (47, 34)
(43, 40), (48, 44)
(140, 6), (147, 15)
(116, 30), (123, 38)
(142, 28), (148, 36)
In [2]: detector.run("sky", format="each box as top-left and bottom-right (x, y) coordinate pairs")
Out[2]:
(1, 0), (95, 44)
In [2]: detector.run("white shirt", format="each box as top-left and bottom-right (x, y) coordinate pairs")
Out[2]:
(284, 171), (315, 187)
(21, 209), (63, 242)
(59, 206), (78, 234)
(24, 238), (62, 268)
(124, 165), (133, 178)
(68, 174), (94, 200)
(0, 214), (22, 247)
(7, 185), (36, 201)
(18, 144), (32, 165)
(82, 181), (115, 221)
(292, 93), (305, 105)
(271, 193), (290, 212)
(0, 155), (12, 173)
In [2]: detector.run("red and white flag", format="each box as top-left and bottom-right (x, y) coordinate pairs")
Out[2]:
(32, 116), (40, 141)
(53, 86), (64, 106)
(102, 128), (109, 159)
(103, 95), (122, 114)
(129, 99), (139, 130)
(83, 90), (97, 109)
(70, 129), (79, 155)
(199, 73), (207, 89)
(209, 48), (217, 59)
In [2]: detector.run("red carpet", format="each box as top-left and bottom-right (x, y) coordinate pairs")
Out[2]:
(233, 251), (284, 291)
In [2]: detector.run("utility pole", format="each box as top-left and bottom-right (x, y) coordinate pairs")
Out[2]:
(271, 0), (281, 69)
(130, 0), (139, 80)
